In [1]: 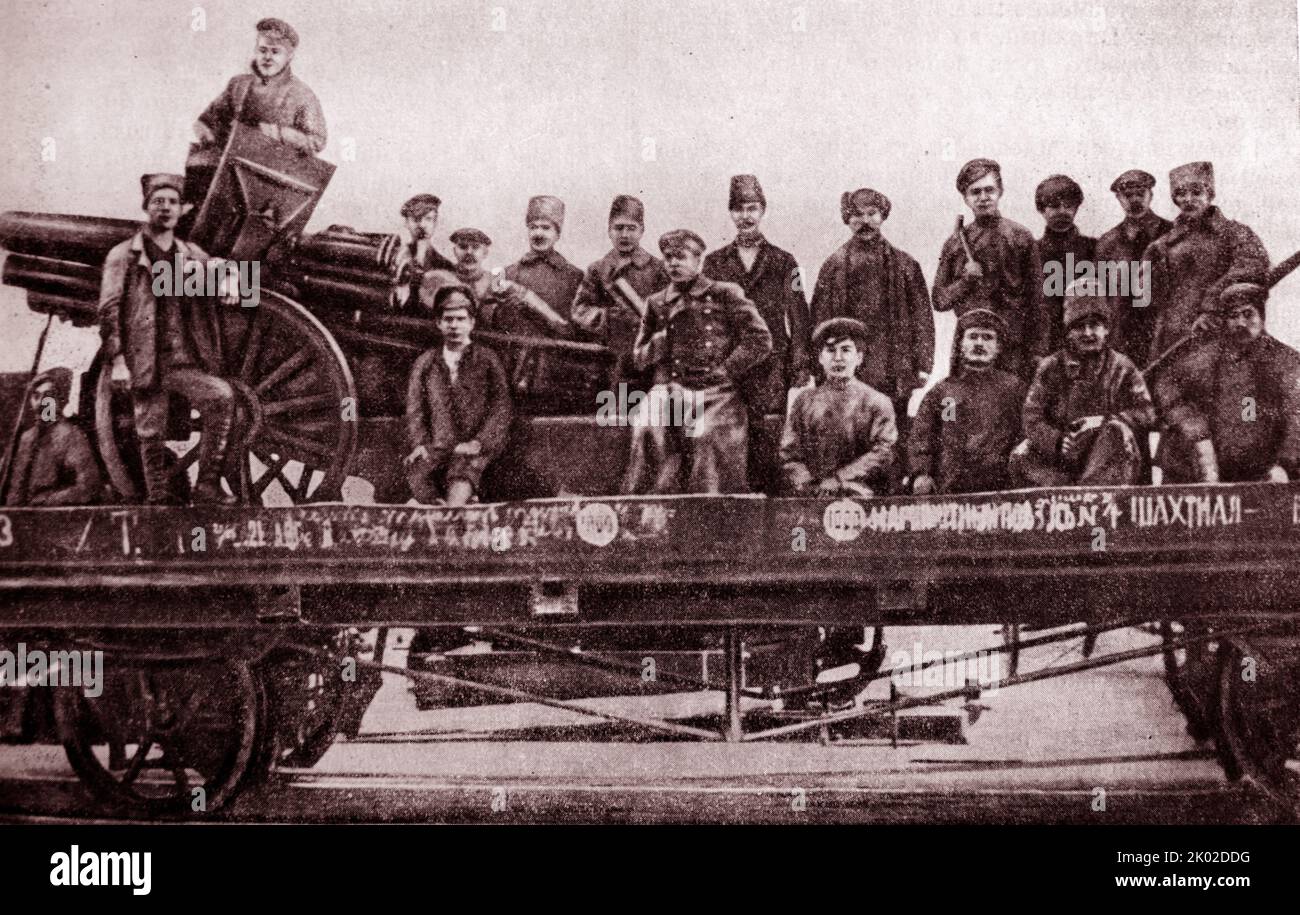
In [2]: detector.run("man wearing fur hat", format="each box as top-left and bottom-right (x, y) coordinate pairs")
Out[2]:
(934, 158), (1047, 381)
(811, 187), (933, 482)
(1036, 174), (1096, 355)
(909, 310), (1026, 495)
(492, 195), (583, 340)
(394, 194), (454, 307)
(1095, 169), (1173, 364)
(405, 284), (513, 506)
(98, 173), (241, 505)
(572, 194), (671, 374)
(1, 368), (103, 507)
(780, 318), (897, 497)
(1010, 281), (1155, 487)
(1153, 282), (1300, 483)
(622, 230), (772, 494)
(705, 175), (812, 492)
(1146, 161), (1270, 362)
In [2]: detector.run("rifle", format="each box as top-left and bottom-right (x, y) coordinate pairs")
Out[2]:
(612, 277), (648, 321)
(0, 313), (54, 503)
(955, 215), (978, 268)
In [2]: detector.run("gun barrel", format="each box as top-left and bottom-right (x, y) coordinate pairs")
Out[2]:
(0, 211), (137, 265)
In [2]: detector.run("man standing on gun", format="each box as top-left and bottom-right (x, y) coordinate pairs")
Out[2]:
(933, 158), (1047, 382)
(395, 194), (454, 307)
(1095, 169), (1172, 364)
(811, 187), (933, 491)
(705, 175), (812, 493)
(98, 174), (241, 505)
(1035, 174), (1096, 355)
(571, 194), (670, 383)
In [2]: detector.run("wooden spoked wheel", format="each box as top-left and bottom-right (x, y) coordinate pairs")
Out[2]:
(93, 290), (357, 505)
(53, 658), (264, 817)
(1216, 636), (1300, 818)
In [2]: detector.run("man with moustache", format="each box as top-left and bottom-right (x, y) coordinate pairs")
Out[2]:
(1153, 283), (1300, 484)
(1035, 175), (1096, 355)
(492, 195), (583, 340)
(98, 174), (241, 505)
(1009, 280), (1155, 487)
(1094, 170), (1173, 364)
(933, 158), (1048, 382)
(1, 368), (103, 507)
(419, 228), (505, 321)
(811, 187), (933, 489)
(394, 194), (454, 307)
(622, 230), (772, 494)
(909, 310), (1025, 495)
(704, 175), (812, 492)
(1146, 161), (1270, 363)
(571, 194), (671, 381)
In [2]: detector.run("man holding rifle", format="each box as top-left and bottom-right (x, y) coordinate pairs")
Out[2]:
(492, 195), (584, 340)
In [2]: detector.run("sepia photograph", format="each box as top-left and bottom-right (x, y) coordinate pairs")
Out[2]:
(0, 0), (1296, 897)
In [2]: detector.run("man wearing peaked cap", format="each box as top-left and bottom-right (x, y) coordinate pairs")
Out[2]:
(419, 228), (503, 322)
(811, 185), (933, 493)
(780, 316), (897, 497)
(703, 174), (812, 493)
(491, 195), (583, 348)
(1153, 281), (1300, 485)
(1145, 160), (1270, 362)
(1095, 168), (1173, 364)
(97, 173), (241, 505)
(394, 194), (453, 307)
(1010, 278), (1155, 487)
(934, 158), (1048, 382)
(621, 227), (772, 495)
(2, 367), (102, 507)
(909, 308), (1026, 496)
(572, 194), (670, 380)
(1035, 174), (1096, 355)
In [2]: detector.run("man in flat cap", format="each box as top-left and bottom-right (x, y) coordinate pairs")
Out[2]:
(780, 318), (897, 497)
(704, 175), (812, 493)
(811, 187), (933, 489)
(1094, 169), (1173, 364)
(934, 158), (1048, 382)
(1, 368), (103, 507)
(1035, 174), (1096, 355)
(909, 309), (1026, 495)
(193, 18), (326, 156)
(98, 174), (241, 504)
(1009, 280), (1155, 487)
(394, 194), (454, 307)
(419, 228), (506, 322)
(622, 230), (772, 494)
(1152, 282), (1300, 484)
(491, 195), (583, 340)
(571, 194), (671, 381)
(405, 283), (513, 507)
(1146, 161), (1269, 362)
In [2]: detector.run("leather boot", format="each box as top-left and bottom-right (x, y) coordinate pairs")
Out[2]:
(140, 440), (179, 505)
(191, 406), (238, 505)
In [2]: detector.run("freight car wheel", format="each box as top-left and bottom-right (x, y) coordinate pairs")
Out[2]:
(1216, 636), (1300, 818)
(92, 290), (357, 505)
(53, 659), (264, 817)
(1160, 619), (1221, 743)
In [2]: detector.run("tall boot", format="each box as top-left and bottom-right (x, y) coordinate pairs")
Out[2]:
(191, 406), (237, 505)
(139, 440), (178, 505)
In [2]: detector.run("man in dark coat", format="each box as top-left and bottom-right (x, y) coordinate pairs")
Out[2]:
(1146, 161), (1270, 363)
(909, 310), (1025, 495)
(1036, 175), (1097, 355)
(811, 187), (933, 490)
(780, 318), (897, 497)
(492, 195), (583, 340)
(1153, 283), (1300, 484)
(395, 193), (454, 307)
(98, 173), (240, 505)
(571, 194), (671, 380)
(405, 284), (512, 506)
(1094, 169), (1173, 364)
(622, 230), (772, 494)
(2, 368), (103, 507)
(705, 174), (812, 492)
(1010, 281), (1156, 487)
(933, 158), (1048, 381)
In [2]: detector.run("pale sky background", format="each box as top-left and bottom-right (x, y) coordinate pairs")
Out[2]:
(2, 0), (1299, 382)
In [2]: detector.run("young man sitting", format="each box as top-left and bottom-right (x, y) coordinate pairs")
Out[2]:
(1010, 280), (1155, 487)
(779, 317), (898, 497)
(404, 284), (512, 507)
